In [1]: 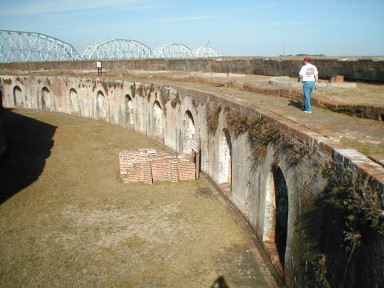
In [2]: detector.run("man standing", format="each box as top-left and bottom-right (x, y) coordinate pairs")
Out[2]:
(298, 56), (318, 113)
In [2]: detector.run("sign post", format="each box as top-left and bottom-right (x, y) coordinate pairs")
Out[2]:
(97, 61), (102, 76)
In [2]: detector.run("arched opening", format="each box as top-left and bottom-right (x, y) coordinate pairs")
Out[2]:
(13, 86), (23, 107)
(182, 110), (195, 155)
(152, 100), (163, 141)
(96, 91), (106, 120)
(69, 88), (79, 114)
(274, 166), (289, 268)
(263, 166), (288, 275)
(41, 87), (52, 110)
(125, 94), (134, 125)
(218, 128), (232, 196)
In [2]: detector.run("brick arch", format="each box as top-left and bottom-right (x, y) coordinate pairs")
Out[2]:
(69, 88), (79, 114)
(41, 87), (52, 110)
(13, 85), (23, 107)
(182, 110), (195, 155)
(152, 100), (163, 141)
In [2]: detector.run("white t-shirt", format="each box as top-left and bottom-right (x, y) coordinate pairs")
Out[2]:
(299, 63), (318, 82)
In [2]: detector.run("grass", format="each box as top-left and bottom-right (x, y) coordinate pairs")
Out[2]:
(286, 77), (384, 106)
(316, 82), (384, 106)
(0, 109), (278, 288)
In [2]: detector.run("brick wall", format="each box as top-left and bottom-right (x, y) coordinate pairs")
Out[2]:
(119, 148), (195, 184)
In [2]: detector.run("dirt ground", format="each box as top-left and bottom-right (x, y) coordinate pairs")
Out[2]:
(0, 109), (283, 288)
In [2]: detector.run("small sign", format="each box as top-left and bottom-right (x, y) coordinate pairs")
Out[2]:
(97, 61), (102, 76)
(190, 137), (200, 152)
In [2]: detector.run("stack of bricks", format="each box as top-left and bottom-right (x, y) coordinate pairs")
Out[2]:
(119, 148), (196, 184)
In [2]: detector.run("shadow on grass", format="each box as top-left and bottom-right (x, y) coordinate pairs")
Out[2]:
(0, 109), (56, 204)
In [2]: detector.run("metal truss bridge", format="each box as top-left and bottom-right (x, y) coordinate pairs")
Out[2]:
(1, 30), (218, 63)
(0, 30), (81, 62)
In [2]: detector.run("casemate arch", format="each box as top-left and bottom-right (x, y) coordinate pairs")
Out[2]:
(125, 94), (134, 126)
(96, 91), (106, 120)
(13, 86), (23, 107)
(263, 165), (289, 271)
(182, 110), (195, 155)
(218, 128), (232, 195)
(152, 100), (163, 141)
(69, 88), (79, 114)
(41, 87), (52, 110)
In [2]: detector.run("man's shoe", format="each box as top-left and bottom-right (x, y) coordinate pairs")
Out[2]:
(304, 110), (312, 113)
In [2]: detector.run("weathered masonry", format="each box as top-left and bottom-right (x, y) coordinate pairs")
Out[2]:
(119, 148), (196, 184)
(1, 75), (383, 288)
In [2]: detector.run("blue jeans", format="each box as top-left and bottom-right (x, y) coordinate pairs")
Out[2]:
(303, 81), (315, 112)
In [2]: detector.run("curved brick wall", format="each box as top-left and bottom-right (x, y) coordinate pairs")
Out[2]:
(1, 75), (383, 287)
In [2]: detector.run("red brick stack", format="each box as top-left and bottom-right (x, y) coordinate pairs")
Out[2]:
(119, 148), (195, 184)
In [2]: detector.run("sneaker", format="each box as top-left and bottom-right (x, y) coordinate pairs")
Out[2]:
(304, 110), (312, 113)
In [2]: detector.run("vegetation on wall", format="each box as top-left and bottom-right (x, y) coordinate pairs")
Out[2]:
(146, 83), (155, 102)
(130, 83), (136, 98)
(225, 107), (248, 138)
(206, 104), (222, 135)
(192, 99), (199, 109)
(137, 84), (144, 98)
(2, 79), (12, 85)
(311, 255), (331, 288)
(171, 92), (181, 108)
(16, 77), (23, 84)
(320, 167), (384, 286)
(205, 105), (313, 165)
(326, 168), (383, 242)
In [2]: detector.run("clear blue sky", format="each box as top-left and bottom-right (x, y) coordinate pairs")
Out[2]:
(1, 0), (383, 57)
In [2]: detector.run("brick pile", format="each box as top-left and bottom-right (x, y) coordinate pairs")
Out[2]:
(119, 148), (195, 184)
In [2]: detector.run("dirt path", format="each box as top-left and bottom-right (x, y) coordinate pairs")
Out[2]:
(0, 109), (283, 288)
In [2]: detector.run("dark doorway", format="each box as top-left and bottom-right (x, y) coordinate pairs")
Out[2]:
(274, 167), (288, 267)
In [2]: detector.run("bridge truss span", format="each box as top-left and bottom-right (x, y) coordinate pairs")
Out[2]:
(82, 39), (153, 60)
(0, 30), (81, 62)
(193, 46), (218, 57)
(153, 43), (194, 58)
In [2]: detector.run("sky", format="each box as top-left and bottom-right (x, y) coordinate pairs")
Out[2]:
(1, 0), (384, 57)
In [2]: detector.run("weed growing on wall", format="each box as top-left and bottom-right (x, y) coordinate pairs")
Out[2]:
(171, 92), (181, 108)
(326, 169), (384, 241)
(206, 103), (222, 135)
(145, 84), (155, 102)
(16, 77), (23, 84)
(224, 107), (311, 165)
(281, 134), (312, 165)
(137, 84), (144, 98)
(323, 168), (383, 286)
(310, 255), (331, 288)
(225, 108), (248, 138)
(2, 79), (12, 85)
(130, 83), (136, 98)
(192, 99), (198, 109)
(101, 81), (108, 95)
(247, 116), (282, 163)
(159, 86), (170, 115)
